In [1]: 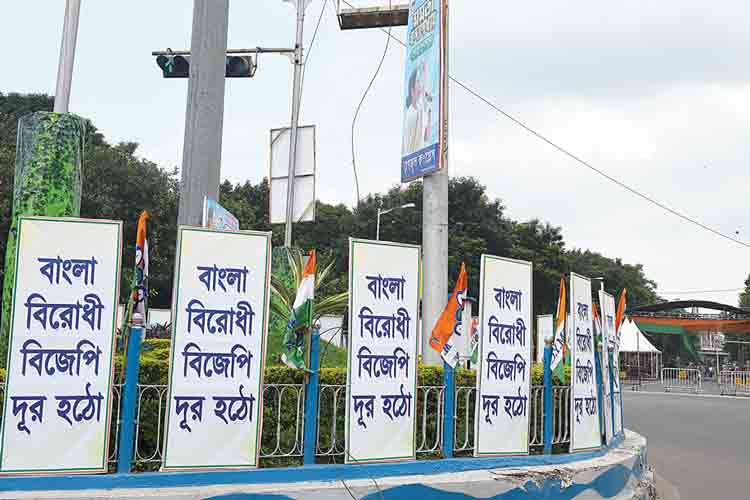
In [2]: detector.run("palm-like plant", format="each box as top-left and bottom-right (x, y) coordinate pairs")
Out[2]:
(269, 248), (348, 331)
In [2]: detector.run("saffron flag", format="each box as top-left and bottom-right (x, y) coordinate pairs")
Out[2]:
(282, 250), (316, 370)
(430, 263), (467, 368)
(551, 276), (568, 383)
(614, 289), (627, 342)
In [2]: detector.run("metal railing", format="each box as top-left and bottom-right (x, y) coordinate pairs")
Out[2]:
(662, 367), (702, 393)
(260, 384), (305, 458)
(719, 370), (750, 396)
(416, 386), (444, 455)
(453, 386), (476, 453)
(0, 379), (577, 470)
(552, 386), (571, 445)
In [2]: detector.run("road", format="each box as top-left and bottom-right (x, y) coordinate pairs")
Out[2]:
(623, 389), (750, 500)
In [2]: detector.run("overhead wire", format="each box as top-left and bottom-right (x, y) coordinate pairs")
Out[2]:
(298, 0), (329, 116)
(349, 0), (393, 206)
(338, 0), (750, 249)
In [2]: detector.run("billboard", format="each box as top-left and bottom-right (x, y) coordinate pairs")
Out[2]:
(0, 217), (122, 474)
(400, 0), (446, 182)
(474, 255), (532, 456)
(269, 125), (316, 224)
(162, 227), (271, 470)
(570, 273), (601, 452)
(346, 238), (420, 463)
(202, 196), (239, 232)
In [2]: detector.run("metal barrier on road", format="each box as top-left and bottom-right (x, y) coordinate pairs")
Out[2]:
(720, 370), (750, 396)
(662, 367), (702, 393)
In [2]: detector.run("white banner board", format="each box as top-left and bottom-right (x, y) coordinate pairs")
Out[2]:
(611, 309), (623, 436)
(536, 314), (553, 363)
(599, 291), (615, 446)
(162, 227), (271, 470)
(474, 255), (532, 456)
(346, 238), (420, 463)
(570, 273), (600, 452)
(0, 217), (122, 474)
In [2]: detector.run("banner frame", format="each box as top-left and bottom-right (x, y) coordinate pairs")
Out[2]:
(569, 272), (601, 454)
(161, 226), (272, 472)
(0, 216), (123, 475)
(344, 237), (421, 464)
(473, 253), (532, 457)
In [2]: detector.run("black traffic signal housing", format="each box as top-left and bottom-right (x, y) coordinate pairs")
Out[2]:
(155, 55), (257, 78)
(156, 55), (190, 78)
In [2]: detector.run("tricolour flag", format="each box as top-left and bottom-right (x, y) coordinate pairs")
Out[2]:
(132, 210), (149, 319)
(592, 302), (603, 347)
(429, 263), (467, 368)
(551, 276), (568, 383)
(282, 250), (316, 370)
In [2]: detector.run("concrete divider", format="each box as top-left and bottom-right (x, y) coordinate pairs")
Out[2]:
(2, 430), (654, 499)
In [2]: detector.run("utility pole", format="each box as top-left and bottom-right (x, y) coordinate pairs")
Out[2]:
(177, 0), (230, 227)
(421, 1), (449, 366)
(53, 0), (81, 113)
(283, 0), (309, 247)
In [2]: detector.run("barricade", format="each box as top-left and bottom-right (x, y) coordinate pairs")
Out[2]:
(661, 367), (702, 393)
(719, 370), (750, 396)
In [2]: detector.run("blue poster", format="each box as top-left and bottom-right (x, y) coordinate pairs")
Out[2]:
(202, 196), (239, 232)
(401, 0), (445, 183)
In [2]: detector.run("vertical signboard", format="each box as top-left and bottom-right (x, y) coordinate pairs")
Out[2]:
(0, 217), (122, 474)
(400, 0), (446, 182)
(599, 291), (615, 445)
(536, 314), (553, 363)
(474, 255), (532, 456)
(611, 312), (623, 436)
(346, 238), (420, 463)
(162, 227), (271, 470)
(570, 273), (600, 452)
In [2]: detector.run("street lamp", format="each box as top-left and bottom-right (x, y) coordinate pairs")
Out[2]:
(376, 203), (416, 240)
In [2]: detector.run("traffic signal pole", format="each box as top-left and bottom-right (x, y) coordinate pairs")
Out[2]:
(177, 0), (230, 227)
(283, 0), (309, 248)
(53, 0), (81, 113)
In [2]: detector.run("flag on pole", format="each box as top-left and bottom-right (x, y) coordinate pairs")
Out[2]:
(551, 276), (568, 383)
(592, 302), (603, 347)
(469, 317), (479, 365)
(119, 210), (148, 373)
(614, 289), (627, 342)
(429, 263), (467, 368)
(132, 210), (149, 319)
(282, 250), (316, 370)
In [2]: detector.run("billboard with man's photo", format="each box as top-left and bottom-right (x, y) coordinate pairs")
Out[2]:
(400, 0), (446, 183)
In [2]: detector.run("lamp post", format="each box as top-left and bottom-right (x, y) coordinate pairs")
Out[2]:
(376, 203), (415, 240)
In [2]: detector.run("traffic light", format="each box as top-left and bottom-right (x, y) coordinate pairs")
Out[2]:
(225, 56), (257, 78)
(155, 55), (257, 78)
(156, 55), (190, 78)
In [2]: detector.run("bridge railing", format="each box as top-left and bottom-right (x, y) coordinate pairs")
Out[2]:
(662, 367), (702, 393)
(719, 370), (750, 396)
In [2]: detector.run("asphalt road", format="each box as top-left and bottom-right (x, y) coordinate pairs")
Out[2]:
(623, 390), (750, 500)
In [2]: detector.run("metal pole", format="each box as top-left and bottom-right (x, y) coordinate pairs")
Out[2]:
(421, 0), (449, 366)
(376, 209), (381, 240)
(302, 329), (320, 464)
(177, 0), (229, 227)
(116, 314), (145, 473)
(441, 361), (455, 458)
(542, 339), (553, 454)
(53, 0), (82, 113)
(284, 0), (307, 247)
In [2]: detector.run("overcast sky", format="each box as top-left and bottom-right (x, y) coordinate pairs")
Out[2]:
(3, 0), (749, 306)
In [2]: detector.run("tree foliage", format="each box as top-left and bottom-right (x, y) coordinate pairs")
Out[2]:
(0, 93), (660, 318)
